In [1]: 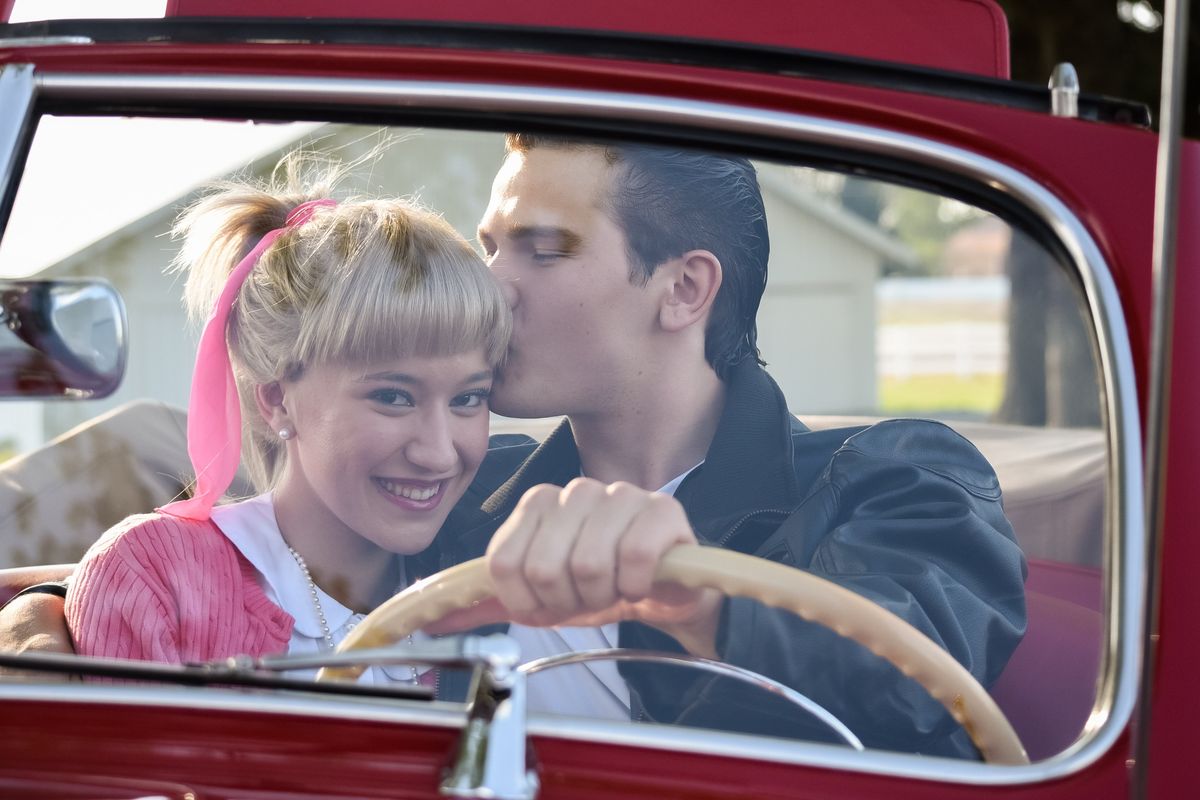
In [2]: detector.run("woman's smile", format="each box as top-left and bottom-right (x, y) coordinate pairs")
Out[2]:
(373, 477), (449, 511)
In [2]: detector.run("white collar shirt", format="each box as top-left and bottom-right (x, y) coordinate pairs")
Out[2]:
(509, 461), (704, 719)
(212, 494), (427, 685)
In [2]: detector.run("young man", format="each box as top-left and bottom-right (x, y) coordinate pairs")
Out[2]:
(412, 135), (1026, 756)
(0, 135), (1025, 758)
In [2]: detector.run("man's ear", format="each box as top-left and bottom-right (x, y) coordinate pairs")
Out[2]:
(658, 249), (723, 333)
(253, 381), (290, 432)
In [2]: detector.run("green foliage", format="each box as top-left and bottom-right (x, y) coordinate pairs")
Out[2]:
(794, 170), (992, 277)
(875, 186), (987, 275)
(880, 373), (1004, 417)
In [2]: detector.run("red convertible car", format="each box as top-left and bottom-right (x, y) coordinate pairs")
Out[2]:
(0, 0), (1194, 797)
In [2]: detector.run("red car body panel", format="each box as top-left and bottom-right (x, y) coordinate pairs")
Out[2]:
(0, 699), (1139, 798)
(165, 0), (1012, 78)
(1143, 142), (1200, 799)
(0, 1), (1195, 797)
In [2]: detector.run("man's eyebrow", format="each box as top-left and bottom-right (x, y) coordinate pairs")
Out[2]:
(501, 225), (584, 250)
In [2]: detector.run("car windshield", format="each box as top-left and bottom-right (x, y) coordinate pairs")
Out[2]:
(0, 116), (1109, 766)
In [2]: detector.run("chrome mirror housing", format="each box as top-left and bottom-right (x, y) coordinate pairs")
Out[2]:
(0, 279), (127, 399)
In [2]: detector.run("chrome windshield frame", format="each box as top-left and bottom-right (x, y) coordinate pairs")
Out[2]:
(0, 69), (1144, 788)
(0, 63), (36, 243)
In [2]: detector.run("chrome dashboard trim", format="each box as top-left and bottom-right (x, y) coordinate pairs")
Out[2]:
(0, 72), (1144, 787)
(1133, 0), (1189, 796)
(0, 36), (92, 48)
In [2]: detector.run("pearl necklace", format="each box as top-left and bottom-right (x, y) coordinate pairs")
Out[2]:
(287, 545), (335, 651)
(285, 546), (426, 687)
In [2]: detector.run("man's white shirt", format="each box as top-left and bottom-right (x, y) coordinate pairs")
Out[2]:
(507, 462), (703, 719)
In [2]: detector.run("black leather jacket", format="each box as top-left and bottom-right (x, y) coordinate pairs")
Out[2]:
(417, 361), (1027, 759)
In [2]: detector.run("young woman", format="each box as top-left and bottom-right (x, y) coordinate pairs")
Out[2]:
(64, 154), (511, 684)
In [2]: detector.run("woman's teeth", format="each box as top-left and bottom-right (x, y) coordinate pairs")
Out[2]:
(377, 479), (440, 501)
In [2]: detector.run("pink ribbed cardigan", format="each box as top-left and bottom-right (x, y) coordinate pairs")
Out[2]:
(65, 513), (294, 663)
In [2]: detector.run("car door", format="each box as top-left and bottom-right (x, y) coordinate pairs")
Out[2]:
(0, 2), (1195, 798)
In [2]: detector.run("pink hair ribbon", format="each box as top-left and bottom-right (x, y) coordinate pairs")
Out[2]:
(162, 199), (337, 520)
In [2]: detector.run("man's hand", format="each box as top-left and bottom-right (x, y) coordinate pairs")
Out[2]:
(483, 478), (722, 658)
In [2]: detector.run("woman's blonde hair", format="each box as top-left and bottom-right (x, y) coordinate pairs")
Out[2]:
(172, 151), (510, 491)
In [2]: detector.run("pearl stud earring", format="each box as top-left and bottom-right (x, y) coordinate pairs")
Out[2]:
(278, 428), (292, 440)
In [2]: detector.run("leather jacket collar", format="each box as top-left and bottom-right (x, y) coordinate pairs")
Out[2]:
(439, 359), (806, 564)
(673, 360), (804, 542)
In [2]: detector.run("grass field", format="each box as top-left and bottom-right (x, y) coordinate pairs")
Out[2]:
(879, 373), (1004, 416)
(878, 300), (1005, 326)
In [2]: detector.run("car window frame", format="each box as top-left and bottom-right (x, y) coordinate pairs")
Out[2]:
(0, 66), (1143, 788)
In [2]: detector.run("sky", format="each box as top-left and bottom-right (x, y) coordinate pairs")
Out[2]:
(0, 118), (317, 278)
(1, 0), (317, 277)
(8, 0), (167, 23)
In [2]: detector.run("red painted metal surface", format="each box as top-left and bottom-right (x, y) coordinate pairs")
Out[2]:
(1143, 141), (1200, 800)
(164, 0), (1010, 78)
(2, 700), (455, 798)
(0, 698), (1138, 799)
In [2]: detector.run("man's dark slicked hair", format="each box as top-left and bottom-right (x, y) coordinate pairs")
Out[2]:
(505, 134), (769, 379)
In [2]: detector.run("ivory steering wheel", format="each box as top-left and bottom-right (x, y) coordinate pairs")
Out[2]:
(317, 545), (1028, 765)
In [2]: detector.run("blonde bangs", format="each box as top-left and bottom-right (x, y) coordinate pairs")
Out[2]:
(293, 201), (510, 371)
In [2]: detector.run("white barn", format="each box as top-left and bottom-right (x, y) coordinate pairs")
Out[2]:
(14, 125), (912, 447)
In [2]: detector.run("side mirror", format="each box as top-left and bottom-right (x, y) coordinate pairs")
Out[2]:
(0, 279), (127, 399)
